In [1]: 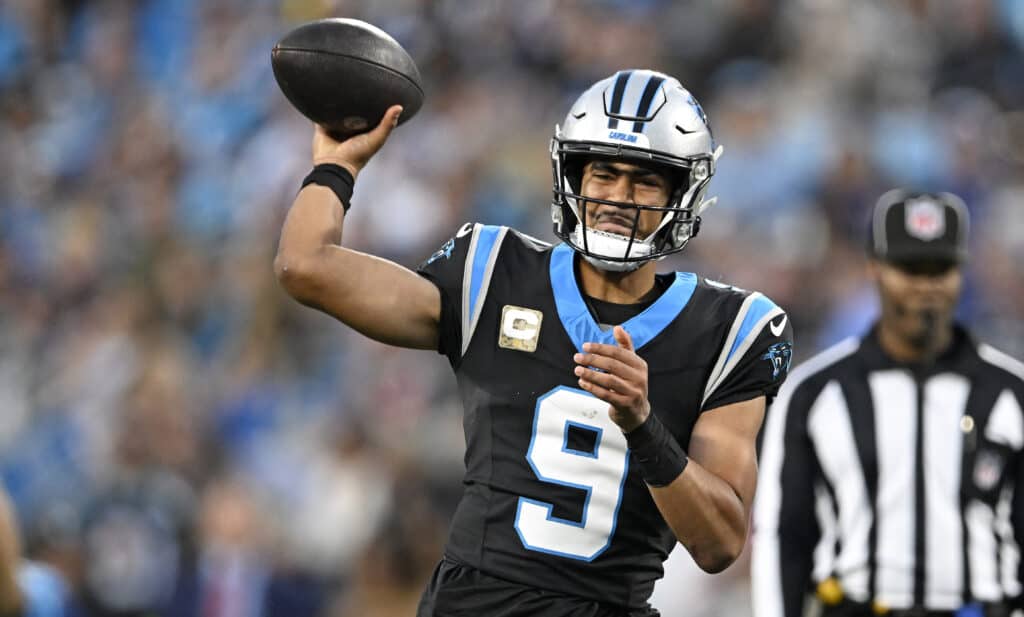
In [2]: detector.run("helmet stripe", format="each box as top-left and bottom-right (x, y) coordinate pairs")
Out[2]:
(606, 70), (633, 129)
(632, 75), (666, 133)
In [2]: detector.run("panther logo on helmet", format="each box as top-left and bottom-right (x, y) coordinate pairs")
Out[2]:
(550, 69), (722, 272)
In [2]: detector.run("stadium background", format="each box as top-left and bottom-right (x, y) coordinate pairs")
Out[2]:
(0, 0), (1022, 615)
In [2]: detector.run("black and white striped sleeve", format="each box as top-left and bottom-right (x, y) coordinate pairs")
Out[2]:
(752, 367), (825, 617)
(977, 344), (1024, 609)
(753, 339), (862, 617)
(1013, 452), (1024, 612)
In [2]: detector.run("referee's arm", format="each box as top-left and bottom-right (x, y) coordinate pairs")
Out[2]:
(1013, 449), (1024, 612)
(752, 380), (822, 617)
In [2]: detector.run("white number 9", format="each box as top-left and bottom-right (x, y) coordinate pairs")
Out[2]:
(514, 386), (631, 561)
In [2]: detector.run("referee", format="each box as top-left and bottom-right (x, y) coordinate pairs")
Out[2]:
(752, 190), (1024, 617)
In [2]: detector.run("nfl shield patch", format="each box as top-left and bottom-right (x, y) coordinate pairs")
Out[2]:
(905, 198), (945, 241)
(973, 448), (1005, 492)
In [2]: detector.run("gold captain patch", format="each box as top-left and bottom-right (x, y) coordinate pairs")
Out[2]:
(498, 305), (543, 352)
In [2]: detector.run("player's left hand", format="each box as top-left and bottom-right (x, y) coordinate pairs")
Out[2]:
(574, 326), (651, 433)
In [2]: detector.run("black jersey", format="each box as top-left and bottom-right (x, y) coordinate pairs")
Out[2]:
(417, 223), (794, 609)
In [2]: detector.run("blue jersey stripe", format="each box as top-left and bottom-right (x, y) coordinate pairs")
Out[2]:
(468, 225), (503, 321)
(725, 294), (779, 366)
(549, 243), (696, 352)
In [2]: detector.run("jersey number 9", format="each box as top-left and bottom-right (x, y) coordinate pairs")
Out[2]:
(515, 386), (631, 561)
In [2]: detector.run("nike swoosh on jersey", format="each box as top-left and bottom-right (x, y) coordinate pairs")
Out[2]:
(770, 315), (788, 337)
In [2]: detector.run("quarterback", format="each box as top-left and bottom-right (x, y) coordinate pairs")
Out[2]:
(275, 70), (794, 617)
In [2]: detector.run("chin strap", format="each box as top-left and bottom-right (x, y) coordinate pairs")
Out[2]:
(582, 253), (645, 273)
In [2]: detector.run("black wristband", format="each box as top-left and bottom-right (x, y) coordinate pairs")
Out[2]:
(302, 163), (355, 212)
(624, 412), (688, 487)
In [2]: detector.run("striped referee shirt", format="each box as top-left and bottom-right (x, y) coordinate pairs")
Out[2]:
(752, 325), (1024, 616)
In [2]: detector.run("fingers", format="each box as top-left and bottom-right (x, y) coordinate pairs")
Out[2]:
(578, 340), (646, 370)
(575, 332), (650, 430)
(355, 105), (403, 155)
(311, 105), (404, 177)
(576, 375), (632, 408)
(574, 364), (637, 397)
(313, 105), (403, 147)
(574, 334), (648, 410)
(367, 104), (404, 145)
(613, 325), (634, 352)
(573, 351), (637, 378)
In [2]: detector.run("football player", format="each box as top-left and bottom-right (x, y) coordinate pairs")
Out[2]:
(276, 69), (794, 617)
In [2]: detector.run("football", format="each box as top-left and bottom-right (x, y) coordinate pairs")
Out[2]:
(271, 18), (424, 138)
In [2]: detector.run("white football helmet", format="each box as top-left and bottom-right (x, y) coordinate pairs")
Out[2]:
(551, 69), (722, 271)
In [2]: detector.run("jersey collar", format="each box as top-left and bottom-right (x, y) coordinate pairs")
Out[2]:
(549, 243), (697, 352)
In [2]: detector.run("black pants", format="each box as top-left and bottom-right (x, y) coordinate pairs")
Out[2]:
(416, 557), (660, 617)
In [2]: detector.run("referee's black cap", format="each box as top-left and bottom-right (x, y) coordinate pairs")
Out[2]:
(868, 190), (969, 264)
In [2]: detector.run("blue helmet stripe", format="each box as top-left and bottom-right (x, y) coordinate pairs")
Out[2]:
(632, 75), (665, 133)
(606, 71), (632, 129)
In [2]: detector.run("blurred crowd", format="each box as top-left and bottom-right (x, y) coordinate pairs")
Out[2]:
(0, 0), (1022, 615)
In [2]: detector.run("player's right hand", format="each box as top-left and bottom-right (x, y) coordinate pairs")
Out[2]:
(312, 104), (403, 180)
(574, 326), (652, 433)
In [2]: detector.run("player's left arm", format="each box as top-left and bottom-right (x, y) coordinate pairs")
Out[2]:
(648, 396), (762, 573)
(575, 323), (789, 573)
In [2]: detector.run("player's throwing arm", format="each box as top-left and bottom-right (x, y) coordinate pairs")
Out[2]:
(272, 19), (439, 350)
(275, 111), (442, 350)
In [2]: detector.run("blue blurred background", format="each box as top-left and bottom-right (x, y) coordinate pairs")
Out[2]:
(0, 0), (1022, 615)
